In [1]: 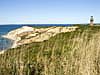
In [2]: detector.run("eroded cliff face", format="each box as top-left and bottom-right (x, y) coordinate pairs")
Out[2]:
(2, 26), (78, 48)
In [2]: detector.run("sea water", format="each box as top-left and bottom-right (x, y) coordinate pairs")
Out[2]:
(0, 24), (72, 50)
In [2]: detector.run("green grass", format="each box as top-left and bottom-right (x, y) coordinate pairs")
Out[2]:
(0, 25), (100, 75)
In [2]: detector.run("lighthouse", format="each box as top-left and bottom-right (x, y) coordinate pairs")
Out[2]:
(90, 16), (94, 26)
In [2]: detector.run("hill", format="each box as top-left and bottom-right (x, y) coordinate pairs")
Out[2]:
(0, 25), (100, 75)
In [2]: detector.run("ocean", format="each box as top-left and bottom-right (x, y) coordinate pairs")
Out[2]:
(0, 24), (72, 50)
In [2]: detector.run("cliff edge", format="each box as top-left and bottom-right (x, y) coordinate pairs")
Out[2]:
(2, 26), (78, 48)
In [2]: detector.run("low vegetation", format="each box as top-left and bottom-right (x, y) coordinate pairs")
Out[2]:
(0, 25), (100, 75)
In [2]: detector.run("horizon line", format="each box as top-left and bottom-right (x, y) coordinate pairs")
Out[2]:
(0, 23), (100, 25)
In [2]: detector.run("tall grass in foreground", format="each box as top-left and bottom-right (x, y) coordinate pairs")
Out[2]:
(0, 28), (100, 75)
(35, 30), (100, 75)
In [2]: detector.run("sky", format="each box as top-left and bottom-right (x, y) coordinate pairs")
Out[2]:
(0, 0), (100, 24)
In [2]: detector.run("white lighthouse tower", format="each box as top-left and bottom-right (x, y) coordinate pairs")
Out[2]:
(90, 16), (94, 26)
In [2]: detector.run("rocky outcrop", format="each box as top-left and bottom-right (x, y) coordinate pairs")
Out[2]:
(2, 26), (78, 48)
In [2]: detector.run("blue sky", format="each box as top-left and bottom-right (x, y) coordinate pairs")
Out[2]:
(0, 0), (100, 24)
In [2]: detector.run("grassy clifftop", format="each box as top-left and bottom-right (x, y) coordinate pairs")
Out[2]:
(0, 25), (100, 75)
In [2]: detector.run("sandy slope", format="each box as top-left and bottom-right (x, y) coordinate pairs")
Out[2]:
(2, 26), (78, 48)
